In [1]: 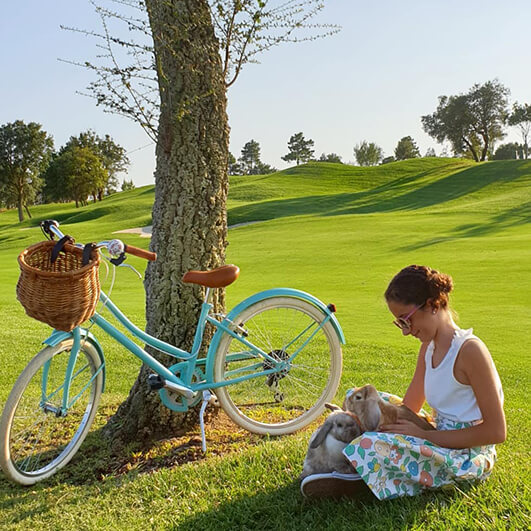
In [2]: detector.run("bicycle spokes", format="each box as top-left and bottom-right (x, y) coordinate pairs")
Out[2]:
(216, 301), (340, 428)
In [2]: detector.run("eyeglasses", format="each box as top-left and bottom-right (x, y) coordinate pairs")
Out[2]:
(393, 304), (424, 331)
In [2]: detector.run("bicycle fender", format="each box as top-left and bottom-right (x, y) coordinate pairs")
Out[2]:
(205, 288), (346, 381)
(43, 328), (106, 392)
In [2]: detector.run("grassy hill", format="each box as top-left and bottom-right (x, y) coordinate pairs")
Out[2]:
(0, 158), (529, 529)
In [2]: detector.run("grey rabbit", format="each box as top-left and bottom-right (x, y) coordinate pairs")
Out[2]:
(300, 409), (362, 479)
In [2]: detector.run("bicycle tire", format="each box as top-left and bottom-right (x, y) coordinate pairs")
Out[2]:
(0, 339), (103, 485)
(213, 297), (342, 435)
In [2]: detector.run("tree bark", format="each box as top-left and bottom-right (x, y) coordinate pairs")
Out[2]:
(480, 133), (489, 162)
(17, 198), (23, 222)
(16, 177), (24, 222)
(104, 0), (229, 445)
(462, 136), (479, 162)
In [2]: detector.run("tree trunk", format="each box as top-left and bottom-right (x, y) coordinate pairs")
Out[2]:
(103, 0), (229, 445)
(17, 198), (24, 222)
(480, 133), (489, 162)
(24, 204), (32, 219)
(462, 136), (479, 162)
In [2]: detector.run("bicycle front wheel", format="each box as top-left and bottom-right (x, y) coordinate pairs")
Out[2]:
(0, 338), (103, 485)
(214, 297), (342, 435)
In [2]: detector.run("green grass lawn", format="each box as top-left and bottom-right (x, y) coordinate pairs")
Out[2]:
(0, 158), (529, 529)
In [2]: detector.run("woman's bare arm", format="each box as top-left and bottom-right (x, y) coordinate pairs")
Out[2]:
(383, 341), (506, 448)
(401, 342), (428, 413)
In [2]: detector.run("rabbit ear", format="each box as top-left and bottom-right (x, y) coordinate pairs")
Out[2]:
(362, 384), (375, 398)
(362, 400), (381, 431)
(325, 402), (342, 412)
(310, 420), (333, 449)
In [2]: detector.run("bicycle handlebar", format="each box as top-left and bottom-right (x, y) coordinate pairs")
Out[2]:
(124, 244), (157, 261)
(42, 220), (157, 261)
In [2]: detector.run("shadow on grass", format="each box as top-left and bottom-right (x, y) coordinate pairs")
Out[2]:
(178, 479), (465, 530)
(228, 161), (531, 231)
(0, 420), (477, 531)
(0, 409), (279, 490)
(400, 200), (531, 251)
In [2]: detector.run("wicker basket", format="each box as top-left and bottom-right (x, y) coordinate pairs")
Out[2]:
(16, 240), (101, 332)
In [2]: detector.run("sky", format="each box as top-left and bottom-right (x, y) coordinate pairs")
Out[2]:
(2, 1), (531, 186)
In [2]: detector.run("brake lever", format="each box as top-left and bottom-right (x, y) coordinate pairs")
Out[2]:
(118, 263), (142, 279)
(100, 246), (142, 279)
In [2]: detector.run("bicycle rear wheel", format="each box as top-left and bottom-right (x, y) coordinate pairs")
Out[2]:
(213, 297), (342, 435)
(0, 339), (103, 485)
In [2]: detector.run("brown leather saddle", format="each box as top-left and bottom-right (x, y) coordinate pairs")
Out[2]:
(182, 264), (240, 288)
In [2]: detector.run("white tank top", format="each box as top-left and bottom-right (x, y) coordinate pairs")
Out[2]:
(424, 328), (503, 422)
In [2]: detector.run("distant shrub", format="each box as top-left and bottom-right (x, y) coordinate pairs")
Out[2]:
(492, 142), (524, 160)
(318, 153), (343, 163)
(121, 179), (136, 191)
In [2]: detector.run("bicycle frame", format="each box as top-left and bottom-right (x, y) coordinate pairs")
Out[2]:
(0, 219), (351, 485)
(44, 287), (344, 415)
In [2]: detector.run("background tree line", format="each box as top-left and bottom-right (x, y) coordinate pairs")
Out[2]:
(3, 83), (529, 218)
(231, 80), (531, 173)
(354, 80), (530, 166)
(0, 121), (131, 220)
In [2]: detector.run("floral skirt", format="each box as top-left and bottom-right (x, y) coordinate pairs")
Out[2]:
(342, 392), (497, 501)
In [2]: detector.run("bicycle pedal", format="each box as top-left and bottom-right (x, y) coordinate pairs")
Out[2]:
(147, 374), (164, 391)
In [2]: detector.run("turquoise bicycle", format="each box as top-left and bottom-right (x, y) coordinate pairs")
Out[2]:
(0, 220), (344, 485)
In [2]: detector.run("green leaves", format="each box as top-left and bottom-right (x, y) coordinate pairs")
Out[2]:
(421, 80), (510, 162)
(353, 140), (383, 167)
(0, 120), (54, 220)
(282, 132), (315, 166)
(394, 136), (421, 161)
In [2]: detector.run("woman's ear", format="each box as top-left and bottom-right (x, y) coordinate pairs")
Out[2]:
(426, 297), (438, 312)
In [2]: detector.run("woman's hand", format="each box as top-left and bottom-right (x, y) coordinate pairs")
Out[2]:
(380, 419), (428, 439)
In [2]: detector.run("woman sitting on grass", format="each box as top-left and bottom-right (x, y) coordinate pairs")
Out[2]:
(304, 265), (506, 500)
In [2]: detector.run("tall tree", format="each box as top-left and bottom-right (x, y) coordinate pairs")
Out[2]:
(508, 103), (531, 159)
(353, 140), (383, 166)
(74, 0), (339, 446)
(0, 121), (54, 221)
(228, 152), (242, 175)
(65, 131), (130, 199)
(239, 139), (262, 174)
(44, 146), (107, 207)
(422, 80), (509, 162)
(394, 136), (420, 160)
(282, 132), (315, 165)
(103, 0), (230, 444)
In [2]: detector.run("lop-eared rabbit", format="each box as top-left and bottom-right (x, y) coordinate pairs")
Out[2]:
(343, 384), (436, 432)
(300, 409), (362, 479)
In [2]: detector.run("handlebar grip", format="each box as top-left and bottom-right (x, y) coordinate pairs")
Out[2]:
(123, 244), (157, 261)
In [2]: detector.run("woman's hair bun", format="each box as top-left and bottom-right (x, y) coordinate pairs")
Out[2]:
(385, 265), (454, 309)
(427, 268), (453, 295)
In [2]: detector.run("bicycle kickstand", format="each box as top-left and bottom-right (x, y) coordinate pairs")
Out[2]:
(199, 390), (214, 453)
